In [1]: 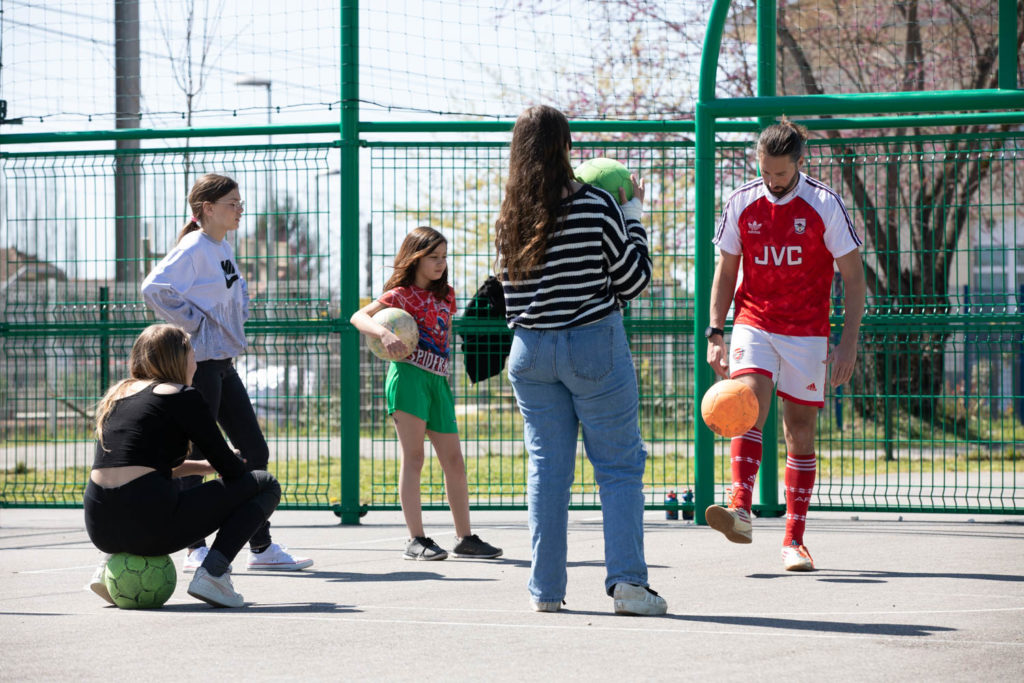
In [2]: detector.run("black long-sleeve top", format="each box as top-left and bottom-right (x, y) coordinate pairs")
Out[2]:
(92, 384), (246, 480)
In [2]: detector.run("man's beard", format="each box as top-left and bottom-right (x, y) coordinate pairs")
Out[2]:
(765, 173), (799, 198)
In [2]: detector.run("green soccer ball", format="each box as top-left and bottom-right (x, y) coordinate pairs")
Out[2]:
(574, 157), (634, 204)
(103, 553), (177, 609)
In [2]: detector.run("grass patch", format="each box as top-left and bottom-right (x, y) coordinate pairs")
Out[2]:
(4, 447), (1021, 509)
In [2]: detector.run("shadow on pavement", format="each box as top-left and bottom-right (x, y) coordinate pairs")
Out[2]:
(748, 568), (1024, 583)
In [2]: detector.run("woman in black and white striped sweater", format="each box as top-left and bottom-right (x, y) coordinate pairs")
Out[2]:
(495, 105), (667, 616)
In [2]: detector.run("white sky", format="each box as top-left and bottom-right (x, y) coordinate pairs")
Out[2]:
(1, 1), (716, 290)
(2, 0), (712, 134)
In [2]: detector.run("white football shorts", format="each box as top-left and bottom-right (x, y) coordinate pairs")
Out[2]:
(728, 324), (828, 407)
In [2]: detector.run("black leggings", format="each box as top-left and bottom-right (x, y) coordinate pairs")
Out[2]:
(182, 358), (273, 550)
(84, 470), (280, 561)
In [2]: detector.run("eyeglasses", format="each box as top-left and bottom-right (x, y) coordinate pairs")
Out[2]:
(212, 200), (245, 211)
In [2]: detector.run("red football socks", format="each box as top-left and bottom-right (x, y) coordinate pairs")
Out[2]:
(729, 427), (763, 511)
(784, 452), (817, 546)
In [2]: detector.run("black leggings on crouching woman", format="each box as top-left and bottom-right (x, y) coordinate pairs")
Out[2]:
(84, 470), (280, 562)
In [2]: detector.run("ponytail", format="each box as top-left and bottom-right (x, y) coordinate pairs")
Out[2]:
(176, 218), (201, 244)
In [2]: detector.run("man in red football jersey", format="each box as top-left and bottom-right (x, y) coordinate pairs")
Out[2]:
(704, 119), (866, 571)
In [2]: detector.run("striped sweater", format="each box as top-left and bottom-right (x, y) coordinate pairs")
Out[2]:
(501, 184), (651, 329)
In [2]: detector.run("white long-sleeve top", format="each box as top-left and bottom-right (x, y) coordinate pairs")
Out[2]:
(141, 230), (250, 362)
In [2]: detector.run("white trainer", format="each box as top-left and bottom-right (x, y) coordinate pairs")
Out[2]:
(182, 546), (232, 574)
(187, 567), (245, 608)
(612, 583), (668, 616)
(182, 546), (208, 574)
(246, 543), (313, 571)
(782, 542), (815, 571)
(531, 600), (562, 613)
(86, 557), (114, 605)
(705, 505), (753, 544)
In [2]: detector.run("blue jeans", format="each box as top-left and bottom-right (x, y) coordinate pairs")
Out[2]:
(508, 311), (649, 602)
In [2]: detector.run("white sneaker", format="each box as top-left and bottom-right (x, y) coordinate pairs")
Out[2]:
(612, 583), (668, 616)
(182, 546), (232, 574)
(246, 543), (313, 571)
(782, 542), (816, 571)
(531, 600), (562, 613)
(182, 546), (208, 574)
(187, 567), (244, 608)
(705, 505), (753, 544)
(86, 557), (114, 605)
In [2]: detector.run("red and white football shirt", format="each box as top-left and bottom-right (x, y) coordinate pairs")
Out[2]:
(714, 173), (861, 337)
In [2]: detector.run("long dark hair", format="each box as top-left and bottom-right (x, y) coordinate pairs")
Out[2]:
(495, 105), (574, 283)
(384, 226), (449, 300)
(176, 173), (239, 243)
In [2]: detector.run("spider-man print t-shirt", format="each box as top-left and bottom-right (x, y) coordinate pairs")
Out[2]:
(378, 285), (456, 376)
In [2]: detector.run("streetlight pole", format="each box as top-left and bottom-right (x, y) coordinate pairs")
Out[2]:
(236, 76), (275, 246)
(236, 76), (273, 141)
(236, 76), (282, 410)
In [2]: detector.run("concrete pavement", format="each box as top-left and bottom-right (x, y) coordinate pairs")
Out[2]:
(1, 507), (1022, 681)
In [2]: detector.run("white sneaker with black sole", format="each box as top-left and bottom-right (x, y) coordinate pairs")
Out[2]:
(612, 583), (668, 616)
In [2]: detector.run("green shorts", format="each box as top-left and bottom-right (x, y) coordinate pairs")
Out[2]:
(385, 362), (458, 433)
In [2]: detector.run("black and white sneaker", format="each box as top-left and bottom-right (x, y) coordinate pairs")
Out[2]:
(403, 536), (448, 561)
(451, 534), (503, 559)
(612, 583), (668, 616)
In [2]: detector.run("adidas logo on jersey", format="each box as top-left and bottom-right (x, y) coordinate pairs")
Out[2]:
(806, 382), (817, 391)
(746, 220), (762, 235)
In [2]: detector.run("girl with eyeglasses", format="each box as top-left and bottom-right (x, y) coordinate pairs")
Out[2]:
(142, 173), (313, 574)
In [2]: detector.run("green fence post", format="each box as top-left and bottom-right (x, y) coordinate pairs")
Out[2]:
(756, 0), (776, 131)
(757, 398), (782, 516)
(693, 0), (733, 525)
(337, 0), (362, 524)
(99, 286), (110, 391)
(998, 0), (1018, 90)
(693, 103), (716, 526)
(753, 0), (783, 518)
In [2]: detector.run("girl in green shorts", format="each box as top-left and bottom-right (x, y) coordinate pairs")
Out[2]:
(350, 227), (502, 561)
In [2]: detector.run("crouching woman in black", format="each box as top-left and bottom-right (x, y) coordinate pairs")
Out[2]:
(84, 323), (280, 608)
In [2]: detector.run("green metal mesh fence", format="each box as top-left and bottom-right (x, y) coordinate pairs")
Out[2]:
(2, 132), (1022, 515)
(0, 144), (339, 508)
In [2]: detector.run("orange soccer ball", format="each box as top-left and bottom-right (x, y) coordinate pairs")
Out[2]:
(701, 379), (759, 438)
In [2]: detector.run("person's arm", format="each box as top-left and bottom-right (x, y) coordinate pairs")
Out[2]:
(829, 249), (866, 387)
(707, 250), (740, 379)
(141, 250), (203, 334)
(606, 175), (652, 302)
(349, 298), (411, 358)
(171, 390), (247, 479)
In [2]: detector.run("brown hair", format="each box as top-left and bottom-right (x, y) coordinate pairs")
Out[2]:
(176, 173), (239, 243)
(95, 324), (192, 448)
(383, 226), (449, 300)
(495, 105), (574, 283)
(757, 117), (809, 162)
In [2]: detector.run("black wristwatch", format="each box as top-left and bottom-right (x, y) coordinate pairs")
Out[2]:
(704, 326), (725, 339)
